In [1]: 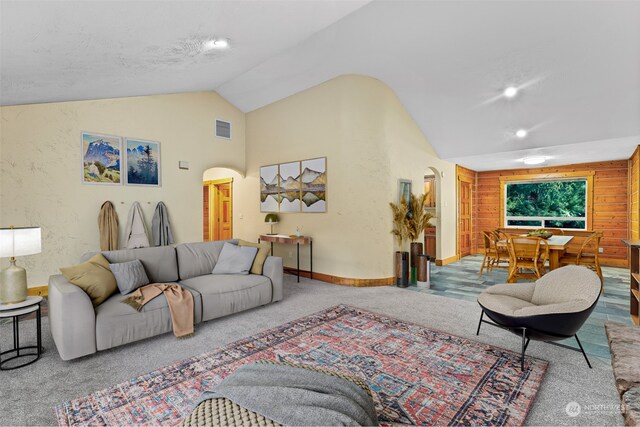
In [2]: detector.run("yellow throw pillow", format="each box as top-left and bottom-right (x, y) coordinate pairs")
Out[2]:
(60, 253), (117, 307)
(238, 239), (271, 275)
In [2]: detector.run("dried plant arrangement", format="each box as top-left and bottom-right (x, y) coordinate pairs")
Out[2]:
(390, 195), (411, 246)
(406, 193), (434, 242)
(390, 193), (434, 246)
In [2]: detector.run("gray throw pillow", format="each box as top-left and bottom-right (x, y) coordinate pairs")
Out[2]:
(110, 259), (150, 295)
(212, 242), (258, 275)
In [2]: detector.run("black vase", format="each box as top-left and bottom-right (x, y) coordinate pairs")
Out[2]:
(395, 251), (409, 288)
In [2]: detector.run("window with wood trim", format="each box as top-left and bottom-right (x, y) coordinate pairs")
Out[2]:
(500, 172), (594, 230)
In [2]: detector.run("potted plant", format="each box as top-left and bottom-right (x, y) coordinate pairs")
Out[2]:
(390, 193), (434, 286)
(390, 196), (410, 287)
(406, 193), (434, 284)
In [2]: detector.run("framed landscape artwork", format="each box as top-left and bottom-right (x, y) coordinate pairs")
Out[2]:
(259, 157), (327, 213)
(260, 164), (279, 212)
(279, 161), (301, 212)
(81, 132), (122, 185)
(125, 138), (161, 186)
(301, 157), (326, 212)
(398, 179), (411, 204)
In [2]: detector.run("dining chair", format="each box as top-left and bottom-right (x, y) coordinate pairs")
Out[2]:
(480, 231), (496, 276)
(493, 229), (511, 241)
(492, 230), (511, 270)
(506, 236), (549, 283)
(480, 231), (508, 276)
(558, 231), (604, 286)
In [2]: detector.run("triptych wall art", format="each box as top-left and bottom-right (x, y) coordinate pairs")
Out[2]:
(260, 157), (326, 213)
(81, 132), (161, 187)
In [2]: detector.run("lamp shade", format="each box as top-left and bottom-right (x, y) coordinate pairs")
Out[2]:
(264, 213), (279, 224)
(0, 227), (42, 258)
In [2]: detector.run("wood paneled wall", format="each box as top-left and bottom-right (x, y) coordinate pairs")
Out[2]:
(457, 165), (478, 254)
(474, 160), (630, 267)
(630, 147), (640, 241)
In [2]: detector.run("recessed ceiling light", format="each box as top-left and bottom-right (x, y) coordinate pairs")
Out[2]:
(515, 129), (528, 138)
(203, 38), (229, 50)
(523, 156), (546, 165)
(503, 86), (518, 98)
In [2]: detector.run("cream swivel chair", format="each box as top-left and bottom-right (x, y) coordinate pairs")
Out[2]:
(476, 265), (601, 370)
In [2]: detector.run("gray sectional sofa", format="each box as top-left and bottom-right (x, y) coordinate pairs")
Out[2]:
(48, 240), (283, 360)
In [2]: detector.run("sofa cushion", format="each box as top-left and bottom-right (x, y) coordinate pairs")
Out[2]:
(180, 274), (272, 322)
(60, 253), (117, 307)
(212, 243), (258, 275)
(110, 259), (150, 295)
(238, 240), (271, 275)
(95, 285), (202, 351)
(82, 246), (178, 283)
(176, 240), (239, 280)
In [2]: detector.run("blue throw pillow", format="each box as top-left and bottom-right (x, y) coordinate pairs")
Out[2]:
(109, 259), (150, 295)
(212, 242), (258, 275)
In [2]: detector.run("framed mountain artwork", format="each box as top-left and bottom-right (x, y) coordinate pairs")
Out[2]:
(279, 161), (302, 212)
(81, 132), (122, 185)
(125, 138), (161, 186)
(301, 157), (326, 212)
(260, 164), (279, 212)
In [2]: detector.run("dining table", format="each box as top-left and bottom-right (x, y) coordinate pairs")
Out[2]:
(498, 235), (574, 270)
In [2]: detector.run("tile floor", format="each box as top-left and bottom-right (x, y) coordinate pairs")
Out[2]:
(407, 254), (633, 361)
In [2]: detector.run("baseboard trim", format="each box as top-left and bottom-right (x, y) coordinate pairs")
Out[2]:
(436, 255), (458, 266)
(283, 267), (393, 287)
(27, 285), (48, 297)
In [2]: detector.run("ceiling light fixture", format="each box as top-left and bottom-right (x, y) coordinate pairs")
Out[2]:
(522, 156), (546, 165)
(515, 129), (528, 138)
(503, 86), (518, 98)
(203, 38), (229, 51)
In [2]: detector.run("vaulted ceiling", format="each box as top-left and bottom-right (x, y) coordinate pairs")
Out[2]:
(2, 0), (639, 170)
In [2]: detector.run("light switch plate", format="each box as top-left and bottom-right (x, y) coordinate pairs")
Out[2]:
(179, 161), (189, 170)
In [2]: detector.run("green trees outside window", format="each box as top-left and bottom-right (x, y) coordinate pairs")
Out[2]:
(505, 180), (587, 229)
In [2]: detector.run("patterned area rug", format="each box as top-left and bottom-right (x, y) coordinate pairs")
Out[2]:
(55, 305), (548, 426)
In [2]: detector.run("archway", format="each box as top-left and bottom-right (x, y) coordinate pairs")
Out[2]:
(425, 166), (442, 260)
(201, 167), (245, 241)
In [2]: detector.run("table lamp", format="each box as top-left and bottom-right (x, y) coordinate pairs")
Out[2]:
(264, 214), (279, 235)
(0, 226), (41, 304)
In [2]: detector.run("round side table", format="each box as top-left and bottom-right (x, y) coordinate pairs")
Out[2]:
(0, 296), (43, 370)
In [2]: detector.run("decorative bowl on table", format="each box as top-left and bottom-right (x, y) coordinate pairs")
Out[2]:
(527, 230), (553, 239)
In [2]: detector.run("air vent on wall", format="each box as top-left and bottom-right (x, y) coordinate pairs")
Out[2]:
(215, 119), (232, 140)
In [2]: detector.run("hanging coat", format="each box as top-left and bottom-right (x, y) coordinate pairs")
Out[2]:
(151, 201), (175, 246)
(124, 202), (150, 249)
(98, 201), (119, 251)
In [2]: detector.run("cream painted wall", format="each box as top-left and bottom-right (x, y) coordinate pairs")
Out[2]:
(383, 91), (458, 261)
(234, 75), (457, 279)
(1, 77), (457, 286)
(0, 92), (245, 286)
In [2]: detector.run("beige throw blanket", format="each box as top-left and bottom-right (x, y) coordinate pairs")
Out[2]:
(98, 201), (119, 251)
(123, 283), (194, 338)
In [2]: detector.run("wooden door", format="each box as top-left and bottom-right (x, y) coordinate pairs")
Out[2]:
(203, 178), (233, 241)
(203, 185), (210, 240)
(459, 179), (472, 257)
(214, 182), (233, 240)
(424, 175), (436, 208)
